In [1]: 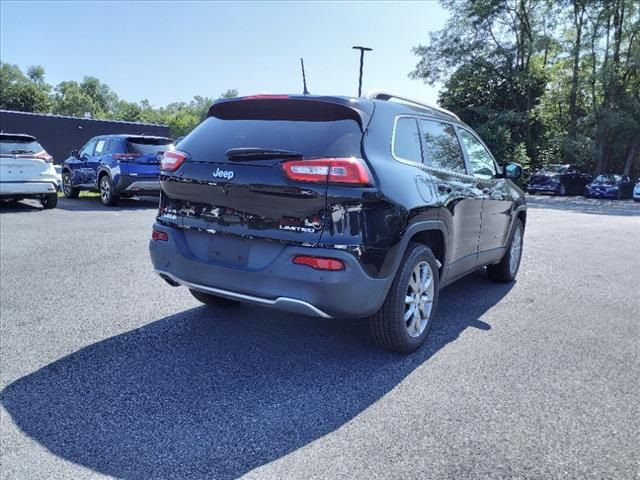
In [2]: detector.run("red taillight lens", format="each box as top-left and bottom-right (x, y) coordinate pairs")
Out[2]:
(160, 150), (188, 172)
(152, 229), (168, 241)
(282, 158), (371, 186)
(292, 255), (345, 271)
(34, 151), (53, 163)
(114, 153), (142, 161)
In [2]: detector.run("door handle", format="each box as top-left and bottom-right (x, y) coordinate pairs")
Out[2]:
(437, 184), (452, 194)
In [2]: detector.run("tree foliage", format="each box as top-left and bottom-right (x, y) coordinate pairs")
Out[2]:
(0, 63), (238, 138)
(411, 0), (640, 176)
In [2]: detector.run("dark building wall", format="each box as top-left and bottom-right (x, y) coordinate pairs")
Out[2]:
(0, 110), (170, 164)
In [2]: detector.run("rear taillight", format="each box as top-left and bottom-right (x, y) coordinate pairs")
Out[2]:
(34, 151), (53, 163)
(160, 150), (188, 172)
(152, 229), (168, 241)
(282, 158), (371, 186)
(114, 153), (142, 161)
(292, 255), (345, 271)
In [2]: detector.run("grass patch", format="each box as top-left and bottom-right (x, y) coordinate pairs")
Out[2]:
(57, 191), (100, 198)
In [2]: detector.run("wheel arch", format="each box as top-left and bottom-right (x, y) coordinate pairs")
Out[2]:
(386, 220), (448, 281)
(97, 167), (111, 183)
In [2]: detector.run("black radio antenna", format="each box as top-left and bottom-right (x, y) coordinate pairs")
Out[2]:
(300, 58), (310, 95)
(352, 46), (372, 97)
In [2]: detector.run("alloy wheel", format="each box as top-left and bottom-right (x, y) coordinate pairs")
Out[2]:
(404, 261), (435, 338)
(509, 227), (523, 276)
(100, 177), (111, 203)
(62, 174), (71, 196)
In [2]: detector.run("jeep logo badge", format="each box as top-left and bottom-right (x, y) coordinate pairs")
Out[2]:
(212, 168), (234, 180)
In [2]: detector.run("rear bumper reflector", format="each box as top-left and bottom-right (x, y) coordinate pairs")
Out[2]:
(292, 255), (345, 271)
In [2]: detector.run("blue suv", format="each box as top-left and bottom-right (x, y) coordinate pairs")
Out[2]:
(61, 135), (174, 206)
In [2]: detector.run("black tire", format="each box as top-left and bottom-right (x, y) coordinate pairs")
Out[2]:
(369, 243), (440, 354)
(487, 218), (524, 283)
(61, 171), (79, 199)
(99, 174), (119, 206)
(41, 193), (58, 209)
(189, 288), (239, 307)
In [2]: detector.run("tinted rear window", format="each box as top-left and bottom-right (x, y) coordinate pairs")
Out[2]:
(0, 136), (43, 155)
(419, 119), (466, 173)
(127, 137), (173, 155)
(179, 101), (363, 161)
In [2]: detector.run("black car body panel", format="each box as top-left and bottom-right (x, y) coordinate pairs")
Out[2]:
(150, 94), (526, 318)
(584, 174), (634, 199)
(527, 164), (592, 195)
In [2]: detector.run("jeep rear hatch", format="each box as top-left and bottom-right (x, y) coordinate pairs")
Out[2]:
(158, 96), (369, 247)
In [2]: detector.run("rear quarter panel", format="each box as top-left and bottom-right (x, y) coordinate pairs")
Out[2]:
(320, 102), (444, 279)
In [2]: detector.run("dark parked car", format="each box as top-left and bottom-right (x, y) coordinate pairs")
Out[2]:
(527, 164), (592, 195)
(61, 134), (173, 206)
(584, 174), (634, 199)
(149, 92), (527, 353)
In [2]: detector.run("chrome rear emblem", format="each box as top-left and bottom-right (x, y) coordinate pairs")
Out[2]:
(212, 168), (235, 180)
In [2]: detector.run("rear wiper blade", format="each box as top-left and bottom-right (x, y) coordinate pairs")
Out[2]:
(225, 147), (303, 161)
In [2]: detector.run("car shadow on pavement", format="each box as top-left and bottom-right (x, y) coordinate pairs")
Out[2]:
(55, 195), (159, 212)
(1, 271), (511, 480)
(0, 199), (46, 213)
(526, 195), (640, 216)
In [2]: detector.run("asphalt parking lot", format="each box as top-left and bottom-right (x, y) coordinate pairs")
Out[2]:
(1, 195), (639, 480)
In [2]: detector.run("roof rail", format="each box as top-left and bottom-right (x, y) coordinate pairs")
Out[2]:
(365, 90), (460, 121)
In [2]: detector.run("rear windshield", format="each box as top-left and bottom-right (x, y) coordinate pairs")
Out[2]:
(178, 100), (363, 161)
(0, 136), (43, 155)
(127, 137), (173, 155)
(594, 174), (622, 183)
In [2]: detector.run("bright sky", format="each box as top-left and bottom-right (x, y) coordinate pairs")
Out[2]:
(0, 1), (448, 107)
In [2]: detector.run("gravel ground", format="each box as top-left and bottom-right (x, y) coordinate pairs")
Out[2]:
(1, 195), (639, 480)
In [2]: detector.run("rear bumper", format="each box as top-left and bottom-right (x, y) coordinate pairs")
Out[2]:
(149, 223), (390, 318)
(584, 189), (618, 198)
(0, 181), (57, 197)
(115, 175), (159, 195)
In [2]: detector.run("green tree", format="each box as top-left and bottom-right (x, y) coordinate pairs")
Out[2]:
(219, 89), (239, 99)
(0, 63), (51, 112)
(411, 0), (640, 176)
(53, 81), (99, 117)
(26, 65), (46, 84)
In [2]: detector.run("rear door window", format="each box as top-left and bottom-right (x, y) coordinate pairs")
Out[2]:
(94, 139), (106, 155)
(393, 117), (422, 163)
(418, 119), (466, 174)
(458, 129), (497, 179)
(0, 136), (44, 155)
(127, 137), (173, 155)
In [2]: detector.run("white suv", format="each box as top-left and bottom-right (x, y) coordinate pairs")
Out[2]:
(633, 180), (640, 202)
(0, 133), (59, 209)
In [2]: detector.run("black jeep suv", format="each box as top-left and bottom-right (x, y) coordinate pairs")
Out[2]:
(149, 92), (526, 353)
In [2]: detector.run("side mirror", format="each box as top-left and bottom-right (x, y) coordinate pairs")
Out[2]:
(71, 150), (79, 158)
(504, 162), (523, 180)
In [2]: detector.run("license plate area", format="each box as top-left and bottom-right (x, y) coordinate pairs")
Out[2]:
(207, 234), (250, 267)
